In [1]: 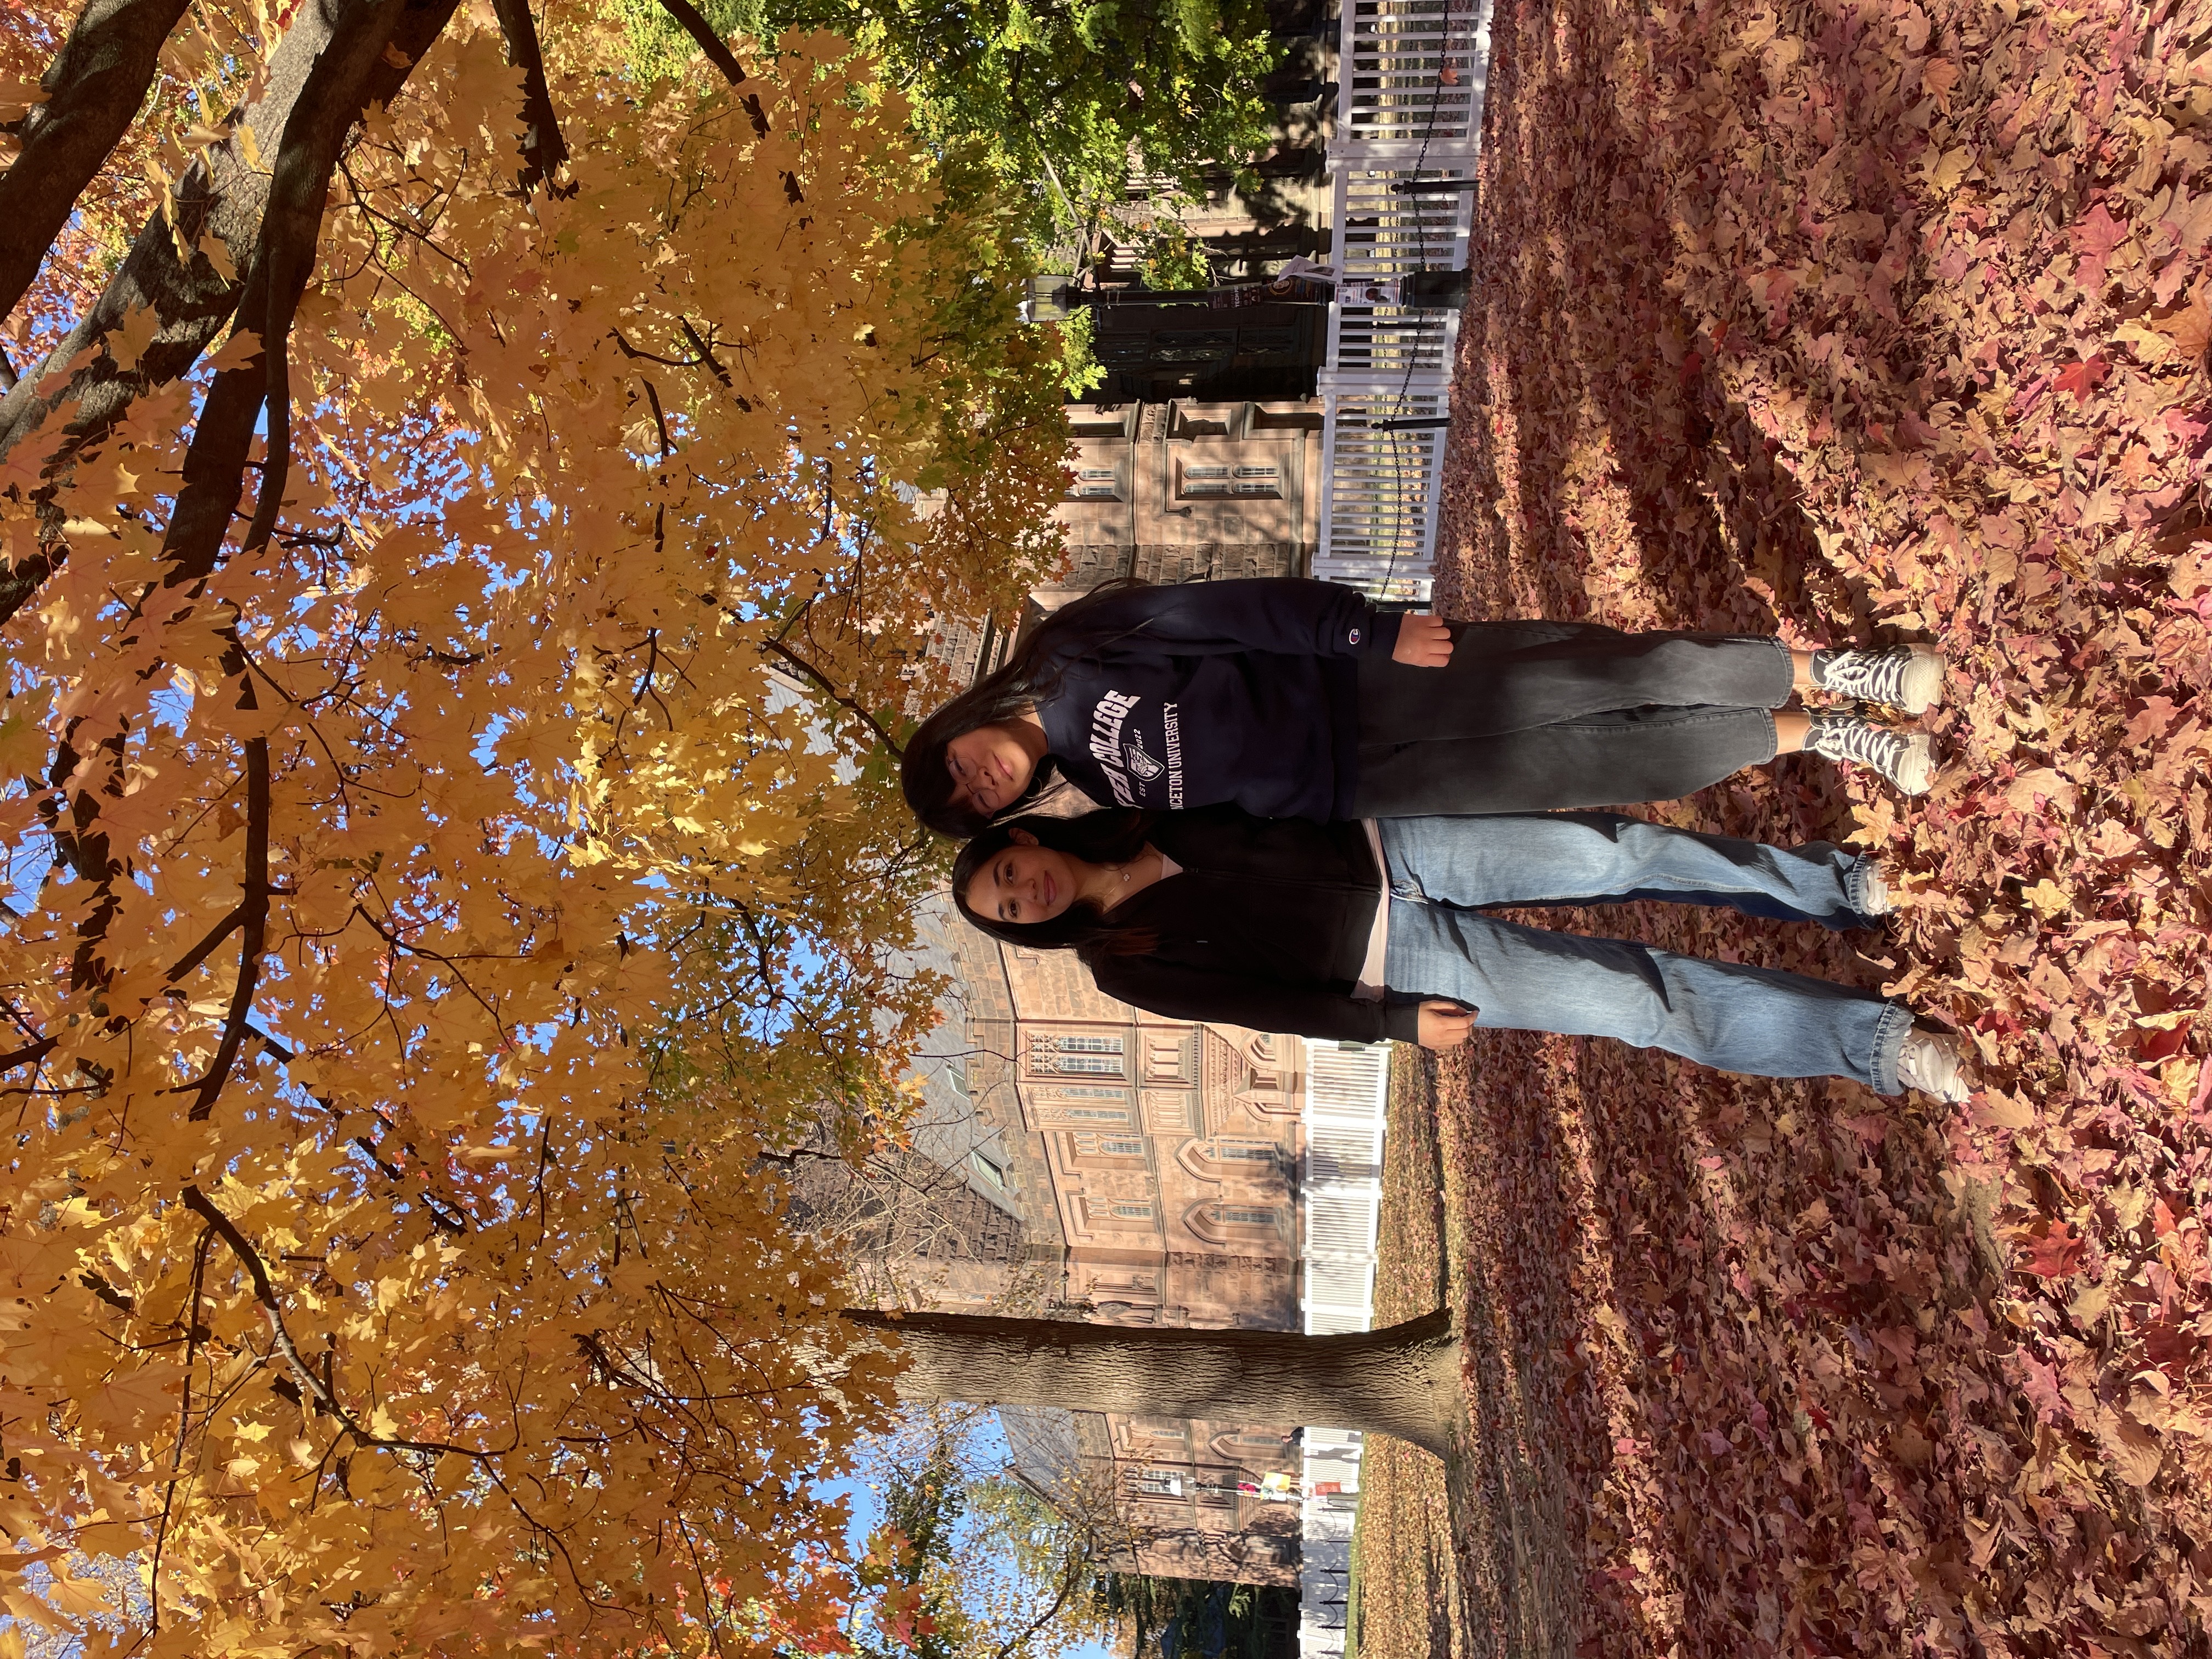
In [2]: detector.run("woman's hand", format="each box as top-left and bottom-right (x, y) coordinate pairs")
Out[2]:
(1416, 1000), (1477, 1049)
(1392, 613), (1455, 668)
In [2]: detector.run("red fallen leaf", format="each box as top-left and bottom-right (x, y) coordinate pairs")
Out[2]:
(2072, 202), (2127, 261)
(2138, 1022), (2189, 1063)
(2018, 1352), (2070, 1422)
(1438, 65), (1461, 85)
(2055, 357), (2109, 401)
(1895, 409), (1942, 450)
(2021, 1221), (2086, 1278)
(2142, 1318), (2203, 1372)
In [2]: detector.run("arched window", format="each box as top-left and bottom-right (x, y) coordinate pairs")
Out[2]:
(1182, 1201), (1282, 1245)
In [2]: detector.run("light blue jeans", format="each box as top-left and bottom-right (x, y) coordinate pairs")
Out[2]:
(1378, 814), (1911, 1093)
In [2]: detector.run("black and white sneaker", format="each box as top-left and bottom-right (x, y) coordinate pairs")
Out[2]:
(1805, 708), (1938, 795)
(1897, 1029), (1970, 1104)
(1810, 642), (1946, 716)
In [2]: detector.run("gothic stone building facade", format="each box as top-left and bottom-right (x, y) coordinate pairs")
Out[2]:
(924, 916), (1308, 1585)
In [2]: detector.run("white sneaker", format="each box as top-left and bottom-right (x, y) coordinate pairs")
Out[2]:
(1857, 860), (1892, 917)
(1897, 1029), (1970, 1103)
(1813, 643), (1946, 716)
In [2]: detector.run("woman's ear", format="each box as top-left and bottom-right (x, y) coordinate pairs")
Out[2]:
(1009, 828), (1039, 846)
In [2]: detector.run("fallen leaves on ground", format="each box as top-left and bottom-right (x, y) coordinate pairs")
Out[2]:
(1430, 0), (2212, 1652)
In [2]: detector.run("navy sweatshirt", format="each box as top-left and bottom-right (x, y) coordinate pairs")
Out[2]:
(1081, 806), (1419, 1044)
(1030, 580), (1404, 820)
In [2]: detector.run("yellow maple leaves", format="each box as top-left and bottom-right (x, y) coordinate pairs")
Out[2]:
(0, 3), (1069, 1655)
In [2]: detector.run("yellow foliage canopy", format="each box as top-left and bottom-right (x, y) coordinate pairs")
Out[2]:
(0, 4), (1066, 1654)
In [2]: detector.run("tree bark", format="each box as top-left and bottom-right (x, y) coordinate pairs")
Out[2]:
(155, 0), (410, 587)
(843, 1308), (1462, 1460)
(0, 0), (460, 631)
(490, 0), (567, 195)
(0, 0), (194, 324)
(0, 0), (461, 473)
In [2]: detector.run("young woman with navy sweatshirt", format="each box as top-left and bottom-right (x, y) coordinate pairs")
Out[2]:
(950, 804), (1971, 1102)
(902, 578), (1944, 837)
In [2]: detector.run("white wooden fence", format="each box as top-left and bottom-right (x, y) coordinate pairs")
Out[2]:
(1312, 0), (1495, 600)
(1298, 1039), (1391, 1657)
(1300, 1039), (1390, 1334)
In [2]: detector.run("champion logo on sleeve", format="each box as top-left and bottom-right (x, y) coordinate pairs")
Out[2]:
(1348, 627), (1361, 645)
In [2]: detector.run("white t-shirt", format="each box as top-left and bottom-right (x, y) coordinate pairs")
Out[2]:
(1354, 819), (1389, 1000)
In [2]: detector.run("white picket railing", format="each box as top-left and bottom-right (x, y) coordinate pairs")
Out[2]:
(1298, 1040), (1390, 1658)
(1312, 0), (1495, 600)
(1299, 1040), (1389, 1338)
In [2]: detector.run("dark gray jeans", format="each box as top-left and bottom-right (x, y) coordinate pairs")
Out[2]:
(1352, 623), (1793, 815)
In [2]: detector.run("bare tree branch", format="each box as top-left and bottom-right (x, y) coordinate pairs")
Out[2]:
(165, 902), (246, 985)
(758, 637), (905, 758)
(0, 0), (193, 322)
(653, 0), (754, 103)
(652, 0), (798, 206)
(180, 1183), (504, 1459)
(184, 730), (267, 1121)
(491, 0), (571, 196)
(990, 1556), (1088, 1659)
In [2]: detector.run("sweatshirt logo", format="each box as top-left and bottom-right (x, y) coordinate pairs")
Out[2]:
(1089, 691), (1143, 807)
(1086, 690), (1184, 808)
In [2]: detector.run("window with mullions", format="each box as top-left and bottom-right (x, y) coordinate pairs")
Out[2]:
(1030, 1034), (1125, 1077)
(1178, 461), (1279, 500)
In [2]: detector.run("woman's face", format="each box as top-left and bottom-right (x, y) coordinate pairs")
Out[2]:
(944, 723), (1038, 817)
(961, 833), (1088, 926)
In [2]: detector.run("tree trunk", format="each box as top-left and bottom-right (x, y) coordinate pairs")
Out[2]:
(843, 1308), (1462, 1460)
(0, 0), (194, 324)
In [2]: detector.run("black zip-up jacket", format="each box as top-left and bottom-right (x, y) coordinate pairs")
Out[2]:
(1077, 806), (1421, 1044)
(1032, 579), (1403, 821)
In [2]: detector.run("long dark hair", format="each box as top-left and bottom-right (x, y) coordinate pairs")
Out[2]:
(903, 578), (1158, 838)
(950, 810), (1159, 956)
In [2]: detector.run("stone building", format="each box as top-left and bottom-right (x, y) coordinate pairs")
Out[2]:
(1041, 397), (1325, 610)
(888, 909), (1309, 1585)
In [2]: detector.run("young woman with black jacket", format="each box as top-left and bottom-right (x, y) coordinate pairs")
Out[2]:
(949, 804), (1969, 1102)
(903, 578), (1945, 837)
